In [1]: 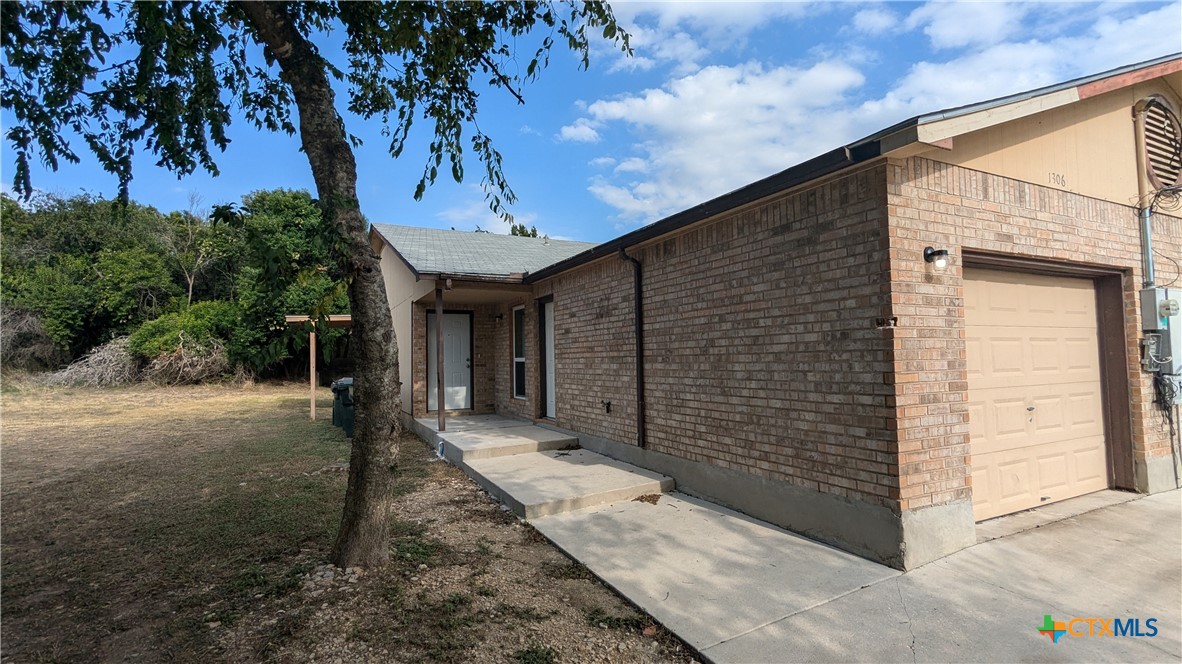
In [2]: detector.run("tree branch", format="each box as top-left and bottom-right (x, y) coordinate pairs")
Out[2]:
(479, 52), (525, 105)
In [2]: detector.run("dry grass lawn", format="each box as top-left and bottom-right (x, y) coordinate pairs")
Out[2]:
(1, 380), (694, 663)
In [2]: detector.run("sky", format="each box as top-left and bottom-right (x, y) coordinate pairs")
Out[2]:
(2, 1), (1180, 243)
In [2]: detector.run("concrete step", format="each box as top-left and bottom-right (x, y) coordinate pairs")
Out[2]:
(464, 449), (675, 518)
(439, 425), (579, 464)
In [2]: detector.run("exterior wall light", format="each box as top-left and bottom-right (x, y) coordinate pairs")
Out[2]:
(924, 246), (951, 270)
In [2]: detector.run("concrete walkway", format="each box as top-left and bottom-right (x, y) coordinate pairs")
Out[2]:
(411, 415), (673, 517)
(419, 416), (1181, 663)
(536, 489), (1181, 663)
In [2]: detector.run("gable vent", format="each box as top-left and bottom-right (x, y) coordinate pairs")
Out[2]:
(1143, 98), (1182, 190)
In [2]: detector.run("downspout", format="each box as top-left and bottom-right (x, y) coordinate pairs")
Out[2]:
(1133, 99), (1156, 288)
(619, 248), (646, 449)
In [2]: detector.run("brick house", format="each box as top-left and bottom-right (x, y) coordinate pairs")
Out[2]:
(370, 55), (1182, 570)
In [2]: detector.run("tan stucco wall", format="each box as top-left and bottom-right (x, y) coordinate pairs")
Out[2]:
(377, 244), (434, 415)
(925, 77), (1182, 206)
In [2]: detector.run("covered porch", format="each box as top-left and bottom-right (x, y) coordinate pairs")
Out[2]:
(368, 223), (595, 434)
(410, 277), (542, 432)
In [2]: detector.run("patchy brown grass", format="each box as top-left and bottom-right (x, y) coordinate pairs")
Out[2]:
(1, 381), (694, 663)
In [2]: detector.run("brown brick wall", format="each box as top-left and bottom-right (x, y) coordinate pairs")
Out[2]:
(886, 156), (1182, 511)
(537, 259), (640, 444)
(471, 305), (498, 413)
(412, 303), (425, 417)
(537, 163), (900, 508)
(494, 298), (540, 420)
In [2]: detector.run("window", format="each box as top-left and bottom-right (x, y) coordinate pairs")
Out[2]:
(512, 306), (526, 398)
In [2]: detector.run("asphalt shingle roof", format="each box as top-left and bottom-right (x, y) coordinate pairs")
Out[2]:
(371, 223), (597, 278)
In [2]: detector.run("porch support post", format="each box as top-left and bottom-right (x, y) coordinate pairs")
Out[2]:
(435, 286), (446, 432)
(309, 329), (317, 421)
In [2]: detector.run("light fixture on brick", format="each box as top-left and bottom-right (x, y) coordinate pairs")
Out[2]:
(923, 246), (950, 270)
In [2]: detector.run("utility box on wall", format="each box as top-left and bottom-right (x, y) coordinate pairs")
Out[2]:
(1142, 286), (1182, 403)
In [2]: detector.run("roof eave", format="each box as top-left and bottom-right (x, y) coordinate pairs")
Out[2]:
(421, 272), (528, 284)
(853, 52), (1182, 153)
(526, 143), (876, 283)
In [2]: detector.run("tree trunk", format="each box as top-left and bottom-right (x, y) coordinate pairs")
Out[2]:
(238, 2), (402, 569)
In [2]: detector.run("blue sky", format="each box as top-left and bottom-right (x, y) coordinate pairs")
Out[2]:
(3, 1), (1180, 243)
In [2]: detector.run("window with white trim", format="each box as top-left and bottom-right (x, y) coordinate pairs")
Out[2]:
(512, 306), (526, 398)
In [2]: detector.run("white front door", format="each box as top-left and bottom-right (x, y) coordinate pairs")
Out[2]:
(542, 301), (556, 419)
(427, 312), (472, 411)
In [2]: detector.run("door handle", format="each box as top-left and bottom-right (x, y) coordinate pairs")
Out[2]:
(466, 358), (471, 369)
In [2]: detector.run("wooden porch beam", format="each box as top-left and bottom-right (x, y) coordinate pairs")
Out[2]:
(435, 286), (445, 433)
(309, 329), (317, 421)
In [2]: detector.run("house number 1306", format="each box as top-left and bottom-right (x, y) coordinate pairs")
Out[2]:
(1049, 172), (1067, 187)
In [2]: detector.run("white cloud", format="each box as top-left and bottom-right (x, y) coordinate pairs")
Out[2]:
(572, 2), (1182, 224)
(558, 117), (601, 143)
(614, 157), (649, 174)
(577, 59), (866, 221)
(851, 7), (898, 35)
(610, 1), (813, 35)
(863, 2), (1182, 124)
(607, 26), (709, 75)
(435, 186), (537, 233)
(596, 1), (818, 75)
(904, 2), (1030, 50)
(588, 156), (617, 168)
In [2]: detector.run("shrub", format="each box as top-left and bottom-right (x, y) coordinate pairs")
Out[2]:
(0, 307), (68, 371)
(4, 256), (99, 355)
(128, 301), (240, 360)
(43, 337), (140, 387)
(141, 338), (236, 385)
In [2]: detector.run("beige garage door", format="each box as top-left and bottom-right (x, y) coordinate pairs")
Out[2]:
(965, 268), (1109, 521)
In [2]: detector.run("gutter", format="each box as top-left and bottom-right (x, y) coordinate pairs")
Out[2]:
(421, 272), (529, 285)
(619, 248), (646, 449)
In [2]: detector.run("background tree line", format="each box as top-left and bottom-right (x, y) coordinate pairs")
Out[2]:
(0, 188), (350, 381)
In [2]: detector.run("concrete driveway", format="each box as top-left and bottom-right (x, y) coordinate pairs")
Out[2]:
(533, 489), (1181, 663)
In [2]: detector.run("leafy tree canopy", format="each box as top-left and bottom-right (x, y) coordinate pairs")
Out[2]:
(1, 193), (176, 353)
(0, 188), (347, 368)
(3, 1), (627, 217)
(510, 223), (539, 237)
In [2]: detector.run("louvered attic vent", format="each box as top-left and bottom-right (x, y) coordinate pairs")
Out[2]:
(1144, 98), (1182, 190)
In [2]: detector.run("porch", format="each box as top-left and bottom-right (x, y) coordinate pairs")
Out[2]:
(407, 413), (672, 518)
(408, 279), (553, 430)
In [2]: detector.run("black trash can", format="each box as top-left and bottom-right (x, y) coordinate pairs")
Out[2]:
(331, 377), (354, 438)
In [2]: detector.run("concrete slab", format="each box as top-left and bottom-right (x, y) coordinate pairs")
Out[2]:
(439, 425), (578, 463)
(530, 492), (900, 653)
(414, 414), (526, 433)
(465, 449), (674, 518)
(975, 489), (1140, 543)
(704, 491), (1182, 663)
(418, 414), (1179, 663)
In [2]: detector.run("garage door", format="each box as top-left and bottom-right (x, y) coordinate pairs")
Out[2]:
(965, 268), (1109, 521)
